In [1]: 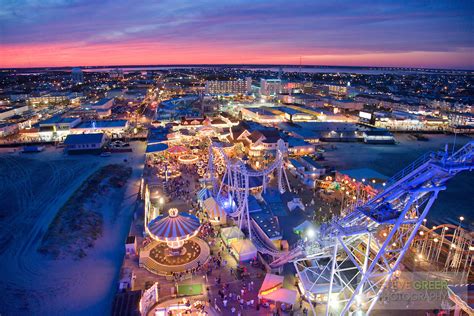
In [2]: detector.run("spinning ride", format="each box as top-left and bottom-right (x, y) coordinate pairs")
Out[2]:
(147, 208), (201, 254)
(141, 208), (210, 275)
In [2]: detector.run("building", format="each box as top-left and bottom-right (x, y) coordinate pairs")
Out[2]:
(0, 123), (18, 137)
(278, 93), (320, 106)
(286, 137), (315, 156)
(326, 83), (358, 99)
(274, 106), (316, 122)
(109, 68), (124, 79)
(63, 133), (106, 154)
(229, 123), (284, 157)
(8, 93), (29, 102)
(106, 88), (125, 99)
(260, 79), (282, 96)
(82, 98), (114, 118)
(28, 93), (68, 105)
(292, 156), (326, 187)
(72, 119), (129, 138)
(38, 116), (82, 140)
(205, 78), (251, 95)
(0, 104), (29, 120)
(362, 130), (395, 144)
(239, 107), (283, 123)
(71, 67), (84, 84)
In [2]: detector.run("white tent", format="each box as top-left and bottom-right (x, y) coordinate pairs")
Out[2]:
(203, 197), (226, 226)
(258, 273), (297, 306)
(288, 198), (305, 212)
(220, 226), (245, 246)
(230, 239), (257, 262)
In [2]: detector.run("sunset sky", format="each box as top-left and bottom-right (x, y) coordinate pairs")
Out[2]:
(1, 0), (473, 69)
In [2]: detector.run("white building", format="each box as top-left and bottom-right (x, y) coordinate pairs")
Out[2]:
(205, 78), (252, 95)
(28, 93), (68, 105)
(72, 119), (129, 138)
(260, 79), (282, 96)
(82, 98), (114, 118)
(0, 105), (29, 120)
(38, 116), (82, 141)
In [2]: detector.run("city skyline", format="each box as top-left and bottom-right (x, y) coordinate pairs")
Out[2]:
(1, 0), (473, 69)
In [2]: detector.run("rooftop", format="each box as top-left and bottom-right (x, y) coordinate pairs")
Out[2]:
(64, 133), (105, 145)
(75, 120), (128, 129)
(94, 98), (113, 105)
(301, 156), (324, 169)
(39, 115), (79, 125)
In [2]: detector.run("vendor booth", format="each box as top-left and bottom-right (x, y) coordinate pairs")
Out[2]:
(202, 197), (227, 226)
(258, 274), (297, 312)
(230, 239), (257, 262)
(220, 226), (245, 246)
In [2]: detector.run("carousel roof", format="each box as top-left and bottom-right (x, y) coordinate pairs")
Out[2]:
(147, 208), (201, 241)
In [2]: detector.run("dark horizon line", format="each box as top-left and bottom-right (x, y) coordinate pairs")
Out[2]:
(1, 63), (473, 73)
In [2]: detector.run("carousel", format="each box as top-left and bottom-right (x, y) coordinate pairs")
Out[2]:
(140, 208), (210, 275)
(178, 154), (199, 165)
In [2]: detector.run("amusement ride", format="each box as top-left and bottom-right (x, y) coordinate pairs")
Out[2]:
(207, 138), (474, 315)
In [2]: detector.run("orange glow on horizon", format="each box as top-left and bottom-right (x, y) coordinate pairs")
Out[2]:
(1, 42), (473, 69)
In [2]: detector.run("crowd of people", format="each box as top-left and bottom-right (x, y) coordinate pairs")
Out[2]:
(143, 145), (310, 315)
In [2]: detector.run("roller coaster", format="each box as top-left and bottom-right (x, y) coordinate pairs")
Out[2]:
(208, 138), (474, 315)
(208, 139), (291, 241)
(293, 140), (474, 315)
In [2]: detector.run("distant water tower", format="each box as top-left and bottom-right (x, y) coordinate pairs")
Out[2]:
(71, 67), (84, 84)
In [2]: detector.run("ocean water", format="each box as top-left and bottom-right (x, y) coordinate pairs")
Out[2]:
(79, 66), (467, 75)
(322, 134), (474, 230)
